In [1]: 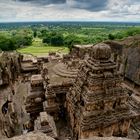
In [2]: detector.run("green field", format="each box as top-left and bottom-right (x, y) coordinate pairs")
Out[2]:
(1, 22), (140, 53)
(17, 38), (69, 56)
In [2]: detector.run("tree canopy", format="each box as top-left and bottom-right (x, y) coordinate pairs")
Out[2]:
(0, 28), (33, 51)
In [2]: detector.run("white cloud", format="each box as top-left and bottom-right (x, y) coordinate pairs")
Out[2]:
(108, 0), (140, 17)
(0, 0), (140, 22)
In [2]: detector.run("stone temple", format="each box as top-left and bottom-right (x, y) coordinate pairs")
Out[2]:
(1, 40), (140, 140)
(67, 43), (138, 139)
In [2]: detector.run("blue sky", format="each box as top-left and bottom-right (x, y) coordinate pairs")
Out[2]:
(0, 0), (140, 22)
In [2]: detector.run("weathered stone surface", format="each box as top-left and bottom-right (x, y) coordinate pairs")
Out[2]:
(34, 112), (57, 138)
(105, 35), (140, 86)
(53, 63), (78, 78)
(2, 132), (55, 140)
(92, 43), (112, 60)
(25, 74), (45, 115)
(20, 54), (42, 78)
(70, 45), (93, 59)
(80, 137), (134, 140)
(1, 40), (140, 140)
(67, 43), (138, 139)
(0, 51), (20, 86)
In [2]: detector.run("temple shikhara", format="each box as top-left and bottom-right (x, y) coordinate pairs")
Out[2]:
(67, 43), (138, 139)
(0, 41), (140, 140)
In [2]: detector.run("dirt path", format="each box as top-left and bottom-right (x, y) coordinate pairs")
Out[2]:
(13, 81), (30, 135)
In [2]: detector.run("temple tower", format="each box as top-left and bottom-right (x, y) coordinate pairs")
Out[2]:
(67, 43), (137, 139)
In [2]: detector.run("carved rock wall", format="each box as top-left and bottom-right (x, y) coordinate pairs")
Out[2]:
(105, 35), (140, 86)
(0, 52), (20, 86)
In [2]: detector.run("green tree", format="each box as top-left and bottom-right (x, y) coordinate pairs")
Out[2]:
(33, 30), (37, 38)
(51, 34), (64, 46)
(43, 32), (64, 46)
(42, 35), (51, 44)
(114, 32), (124, 39)
(0, 34), (16, 51)
(108, 34), (115, 40)
(64, 34), (82, 51)
(12, 28), (33, 47)
(13, 35), (32, 47)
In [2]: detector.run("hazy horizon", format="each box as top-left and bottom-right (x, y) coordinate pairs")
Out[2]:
(1, 20), (140, 24)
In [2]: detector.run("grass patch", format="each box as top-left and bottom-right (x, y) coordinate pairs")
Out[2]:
(17, 38), (69, 56)
(17, 46), (69, 56)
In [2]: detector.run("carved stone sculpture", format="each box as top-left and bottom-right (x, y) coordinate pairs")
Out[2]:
(67, 43), (138, 139)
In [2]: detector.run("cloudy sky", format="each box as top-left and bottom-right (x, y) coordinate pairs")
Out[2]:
(0, 0), (140, 22)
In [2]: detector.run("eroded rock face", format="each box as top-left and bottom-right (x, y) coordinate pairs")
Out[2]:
(0, 52), (22, 138)
(124, 46), (140, 85)
(1, 132), (55, 140)
(0, 52), (20, 86)
(105, 35), (140, 86)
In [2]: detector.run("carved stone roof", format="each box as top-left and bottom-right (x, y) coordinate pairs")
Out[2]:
(92, 43), (111, 61)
